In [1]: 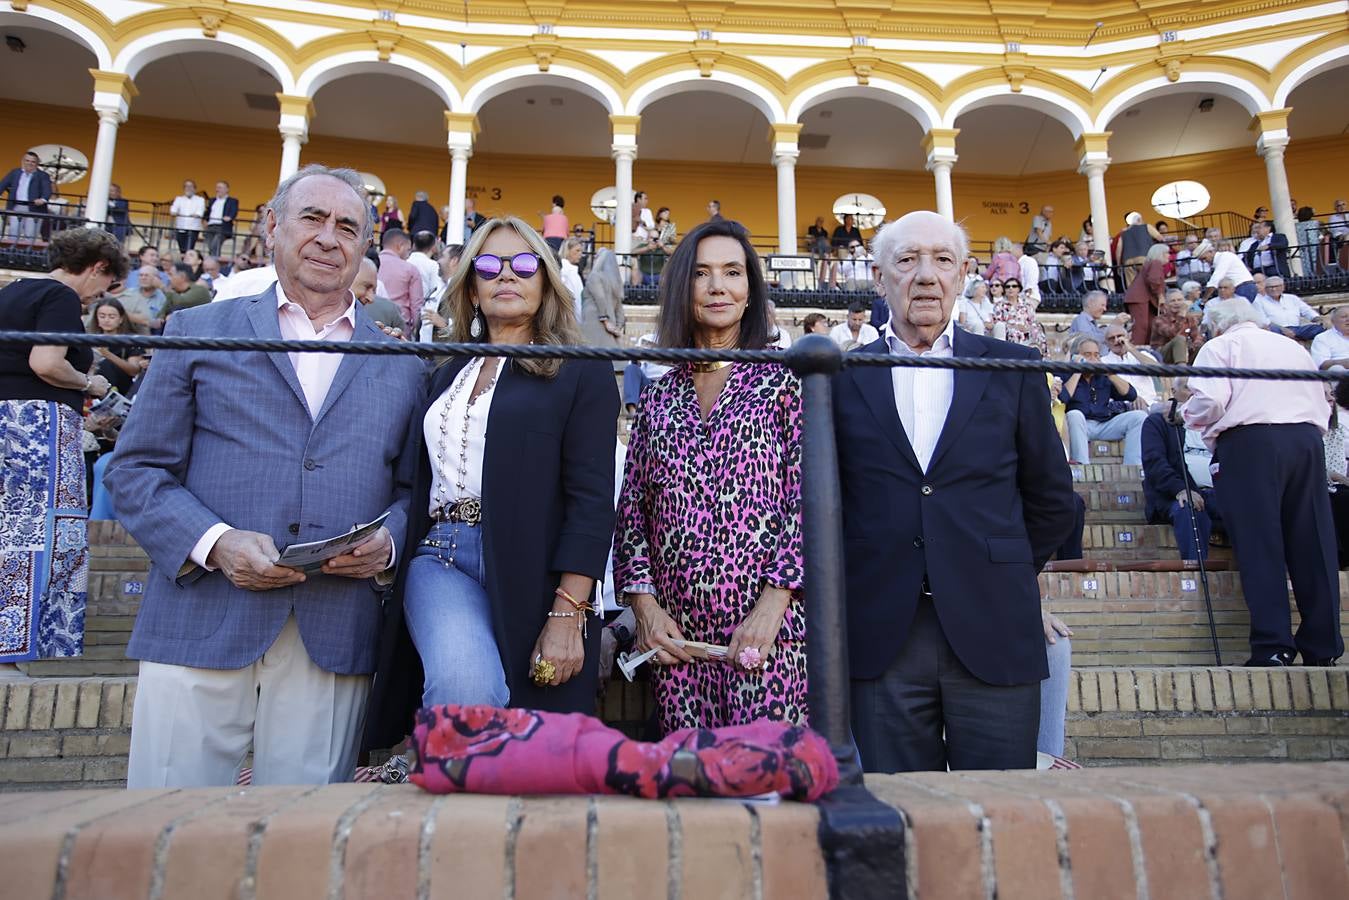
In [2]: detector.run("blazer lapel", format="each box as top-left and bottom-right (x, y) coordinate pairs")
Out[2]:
(927, 327), (990, 471)
(245, 288), (310, 419)
(851, 337), (921, 471)
(312, 309), (378, 427)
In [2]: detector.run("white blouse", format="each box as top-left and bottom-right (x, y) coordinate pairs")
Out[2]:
(424, 357), (501, 515)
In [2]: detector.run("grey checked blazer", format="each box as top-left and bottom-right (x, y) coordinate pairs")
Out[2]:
(105, 286), (427, 674)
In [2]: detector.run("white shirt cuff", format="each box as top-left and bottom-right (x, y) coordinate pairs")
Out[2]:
(375, 532), (397, 586)
(189, 523), (233, 570)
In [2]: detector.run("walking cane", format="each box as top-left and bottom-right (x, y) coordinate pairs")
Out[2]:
(1170, 398), (1222, 664)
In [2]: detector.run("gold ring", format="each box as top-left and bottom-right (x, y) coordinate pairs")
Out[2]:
(532, 656), (556, 686)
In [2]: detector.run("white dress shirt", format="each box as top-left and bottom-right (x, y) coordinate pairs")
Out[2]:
(1311, 328), (1349, 369)
(189, 284), (361, 569)
(425, 357), (500, 515)
(1018, 254), (1041, 304)
(560, 258), (584, 323)
(829, 321), (879, 351)
(15, 170), (32, 202)
(212, 265), (278, 302)
(1255, 292), (1319, 328)
(1103, 350), (1157, 406)
(171, 194), (205, 231)
(884, 315), (956, 473)
(1205, 251), (1254, 289)
(407, 251), (441, 304)
(208, 196), (228, 226)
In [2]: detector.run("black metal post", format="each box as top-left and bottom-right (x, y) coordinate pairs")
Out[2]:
(788, 335), (906, 900)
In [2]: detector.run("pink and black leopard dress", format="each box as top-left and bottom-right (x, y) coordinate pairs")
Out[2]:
(614, 362), (808, 734)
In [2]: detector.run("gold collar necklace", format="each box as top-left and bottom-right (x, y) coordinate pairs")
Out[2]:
(691, 360), (733, 374)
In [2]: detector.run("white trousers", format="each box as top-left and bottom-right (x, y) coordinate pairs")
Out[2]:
(126, 615), (370, 788)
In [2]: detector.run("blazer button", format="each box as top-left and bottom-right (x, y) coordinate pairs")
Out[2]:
(304, 459), (317, 471)
(288, 523), (300, 535)
(913, 536), (925, 548)
(921, 484), (934, 496)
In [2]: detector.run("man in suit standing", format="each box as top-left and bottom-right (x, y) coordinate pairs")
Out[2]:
(405, 190), (439, 237)
(203, 180), (240, 256)
(0, 150), (53, 241)
(834, 210), (1077, 772)
(106, 165), (426, 788)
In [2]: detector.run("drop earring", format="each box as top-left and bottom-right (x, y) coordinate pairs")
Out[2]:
(469, 304), (485, 340)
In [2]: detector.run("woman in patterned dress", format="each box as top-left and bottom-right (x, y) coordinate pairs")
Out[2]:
(1, 228), (127, 664)
(614, 218), (807, 734)
(991, 277), (1047, 356)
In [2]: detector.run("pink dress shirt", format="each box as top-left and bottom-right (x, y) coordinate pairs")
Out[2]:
(1183, 321), (1328, 451)
(189, 285), (378, 570)
(378, 249), (423, 331)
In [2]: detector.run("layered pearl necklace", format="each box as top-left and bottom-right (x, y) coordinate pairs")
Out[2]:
(433, 357), (502, 513)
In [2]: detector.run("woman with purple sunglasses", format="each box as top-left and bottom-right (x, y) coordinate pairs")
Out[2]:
(365, 217), (619, 751)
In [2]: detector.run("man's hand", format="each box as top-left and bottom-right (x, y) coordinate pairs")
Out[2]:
(207, 529), (306, 591)
(1175, 491), (1205, 511)
(1042, 610), (1073, 644)
(322, 526), (393, 579)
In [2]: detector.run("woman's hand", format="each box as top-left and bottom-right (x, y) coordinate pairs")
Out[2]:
(85, 374), (110, 398)
(530, 614), (585, 686)
(727, 586), (792, 671)
(631, 593), (693, 665)
(422, 308), (449, 329)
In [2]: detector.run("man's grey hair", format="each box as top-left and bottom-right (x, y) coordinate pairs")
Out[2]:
(1266, 275), (1285, 286)
(1166, 288), (1184, 301)
(415, 190), (428, 201)
(1206, 297), (1263, 335)
(267, 164), (373, 244)
(870, 212), (970, 270)
(1181, 280), (1201, 294)
(1081, 289), (1107, 309)
(1330, 305), (1349, 320)
(1068, 333), (1100, 355)
(1218, 277), (1235, 289)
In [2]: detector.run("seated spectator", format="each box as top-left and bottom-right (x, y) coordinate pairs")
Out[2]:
(1069, 290), (1108, 343)
(87, 298), (146, 396)
(830, 300), (879, 351)
(1142, 379), (1220, 560)
(133, 265), (167, 327)
(983, 236), (1020, 283)
(351, 256), (405, 332)
(1175, 233), (1209, 281)
(1042, 238), (1074, 295)
(199, 255), (223, 294)
(839, 240), (873, 291)
(991, 277), (1047, 355)
(1243, 219), (1291, 279)
(123, 245), (159, 292)
(1066, 241), (1091, 294)
(1327, 380), (1349, 568)
(160, 263), (211, 319)
(621, 332), (673, 415)
(1181, 280), (1204, 312)
(766, 300), (792, 349)
(1256, 276), (1324, 341)
(956, 280), (994, 336)
(1150, 289), (1205, 364)
(1060, 335), (1147, 465)
(1311, 306), (1349, 371)
(1102, 324), (1158, 408)
(1195, 239), (1257, 301)
(801, 312), (831, 337)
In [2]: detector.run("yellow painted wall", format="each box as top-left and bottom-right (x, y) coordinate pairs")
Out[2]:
(4, 98), (1346, 250)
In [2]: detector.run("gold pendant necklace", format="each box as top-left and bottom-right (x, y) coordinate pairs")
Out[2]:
(691, 360), (733, 374)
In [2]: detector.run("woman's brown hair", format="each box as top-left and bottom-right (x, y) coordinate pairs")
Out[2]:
(49, 228), (129, 281)
(439, 216), (582, 378)
(88, 297), (134, 335)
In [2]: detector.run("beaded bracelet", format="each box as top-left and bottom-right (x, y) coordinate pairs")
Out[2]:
(547, 609), (586, 637)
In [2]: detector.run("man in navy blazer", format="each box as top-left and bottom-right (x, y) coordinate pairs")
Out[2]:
(107, 165), (426, 788)
(833, 211), (1077, 772)
(202, 179), (241, 256)
(0, 150), (53, 241)
(1243, 220), (1291, 279)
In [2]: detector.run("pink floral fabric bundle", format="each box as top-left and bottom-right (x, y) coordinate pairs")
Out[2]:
(410, 705), (838, 801)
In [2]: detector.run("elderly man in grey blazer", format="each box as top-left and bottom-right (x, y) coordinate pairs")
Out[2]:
(106, 165), (427, 787)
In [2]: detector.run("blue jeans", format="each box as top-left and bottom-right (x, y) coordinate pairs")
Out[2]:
(1170, 488), (1218, 561)
(1038, 636), (1071, 757)
(622, 363), (651, 408)
(403, 521), (509, 708)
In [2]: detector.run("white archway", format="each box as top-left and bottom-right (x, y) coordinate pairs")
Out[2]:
(1095, 72), (1271, 131)
(113, 30), (295, 94)
(1274, 44), (1349, 107)
(463, 65), (620, 116)
(297, 52), (460, 110)
(626, 70), (784, 123)
(944, 85), (1092, 139)
(788, 78), (938, 132)
(0, 8), (111, 69)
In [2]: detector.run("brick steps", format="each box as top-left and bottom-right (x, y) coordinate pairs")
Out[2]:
(1081, 523), (1231, 561)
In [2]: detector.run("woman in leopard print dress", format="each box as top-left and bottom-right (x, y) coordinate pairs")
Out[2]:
(613, 219), (807, 734)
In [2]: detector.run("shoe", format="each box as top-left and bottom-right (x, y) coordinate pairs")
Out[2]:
(1244, 651), (1295, 667)
(1302, 656), (1339, 667)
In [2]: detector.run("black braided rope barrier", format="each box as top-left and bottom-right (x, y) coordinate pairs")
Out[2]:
(2, 330), (1344, 382)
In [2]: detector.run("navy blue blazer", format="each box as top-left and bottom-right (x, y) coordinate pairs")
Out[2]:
(208, 196), (240, 235)
(0, 167), (52, 209)
(833, 328), (1077, 685)
(1244, 232), (1291, 279)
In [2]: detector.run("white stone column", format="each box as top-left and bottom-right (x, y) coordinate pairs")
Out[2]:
(770, 124), (802, 256)
(1256, 109), (1300, 275)
(276, 95), (313, 183)
(921, 129), (959, 221)
(84, 70), (136, 226)
(1076, 132), (1113, 264)
(444, 112), (479, 245)
(610, 115), (641, 257)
